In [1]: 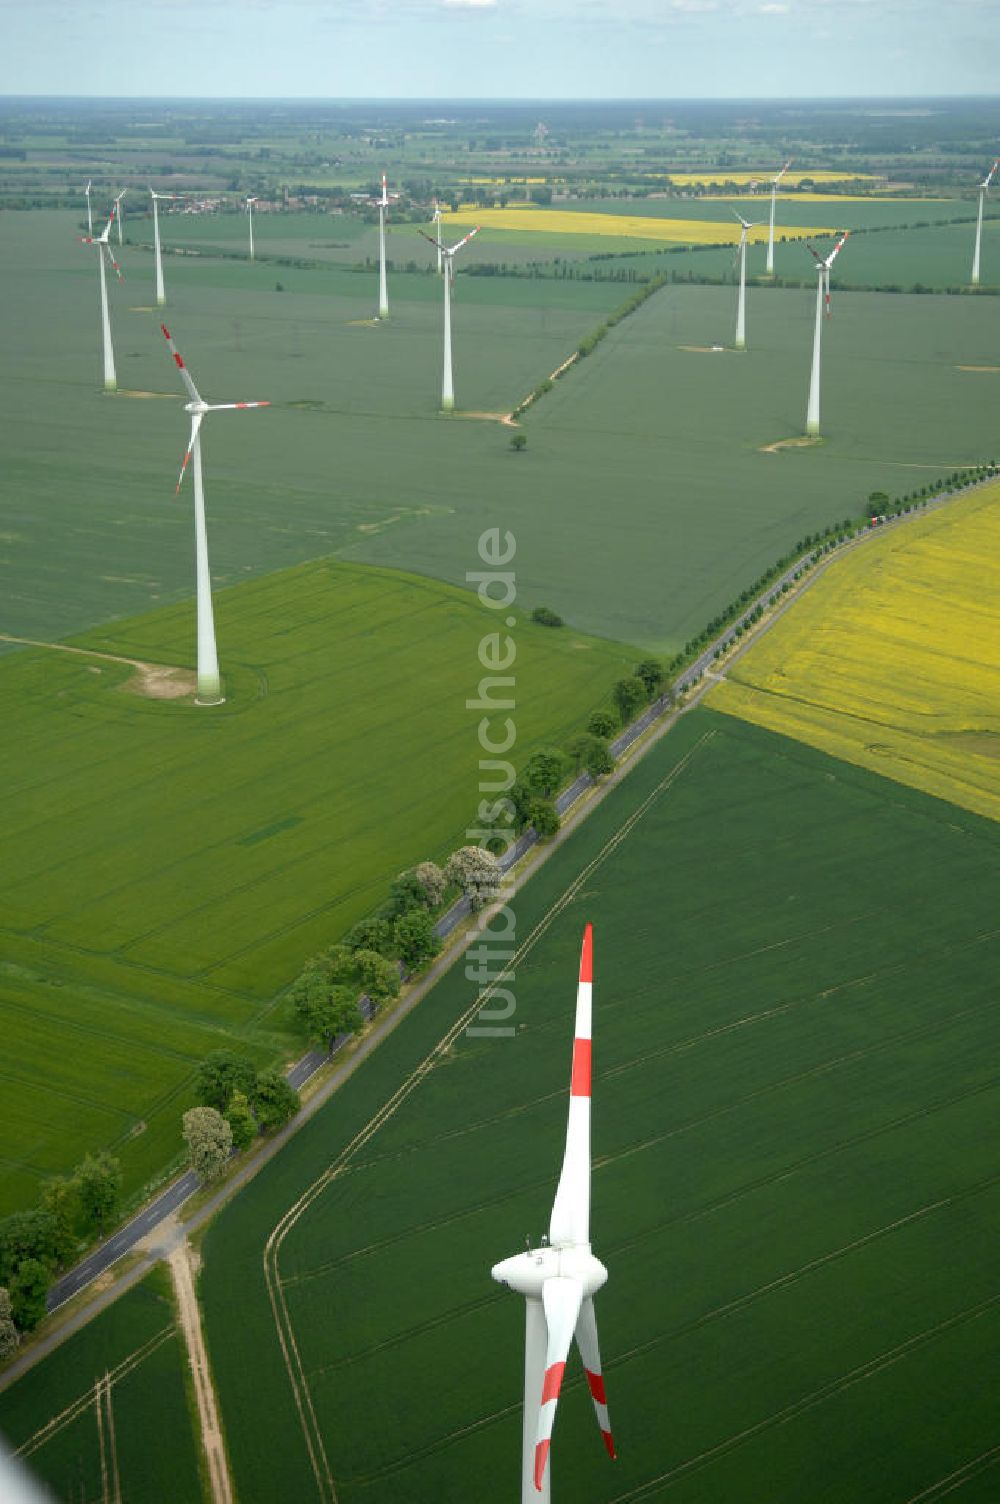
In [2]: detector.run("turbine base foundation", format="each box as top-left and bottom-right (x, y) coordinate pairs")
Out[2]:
(805, 420), (820, 437)
(440, 395), (455, 412)
(104, 379), (117, 393)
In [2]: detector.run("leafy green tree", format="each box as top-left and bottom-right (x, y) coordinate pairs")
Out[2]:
(586, 741), (615, 779)
(387, 869), (429, 918)
(523, 747), (565, 798)
(394, 908), (441, 971)
(0, 1287), (18, 1358)
(507, 780), (535, 832)
(225, 1091), (257, 1152)
(587, 709), (617, 739)
(531, 605), (563, 627)
(0, 1211), (58, 1288)
(414, 861), (447, 907)
(530, 799), (560, 841)
(354, 949), (401, 1005)
(74, 1153), (122, 1236)
(344, 914), (393, 954)
(295, 980), (360, 1050)
(182, 1107), (232, 1182)
(445, 846), (501, 910)
(566, 732), (596, 774)
(194, 1051), (259, 1115)
(9, 1258), (49, 1332)
(509, 432), (527, 452)
(612, 676), (646, 725)
(253, 1072), (300, 1132)
(38, 1176), (81, 1266)
(634, 659), (664, 699)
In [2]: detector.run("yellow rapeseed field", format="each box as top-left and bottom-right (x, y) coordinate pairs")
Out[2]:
(708, 486), (1000, 822)
(441, 206), (832, 243)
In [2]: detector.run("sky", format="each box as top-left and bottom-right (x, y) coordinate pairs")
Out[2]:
(1, 0), (998, 100)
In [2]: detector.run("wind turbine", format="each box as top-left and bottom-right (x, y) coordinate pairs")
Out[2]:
(765, 159), (791, 276)
(84, 179), (93, 236)
(245, 196), (259, 261)
(732, 210), (763, 350)
(160, 324), (270, 705)
(114, 187), (127, 246)
(79, 202), (123, 392)
(491, 924), (616, 1502)
(374, 173), (399, 319)
(803, 231), (849, 437)
(419, 224), (480, 410)
(431, 201), (443, 273)
(970, 158), (999, 287)
(150, 187), (184, 307)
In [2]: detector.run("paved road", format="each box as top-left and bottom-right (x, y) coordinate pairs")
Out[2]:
(39, 479), (987, 1320)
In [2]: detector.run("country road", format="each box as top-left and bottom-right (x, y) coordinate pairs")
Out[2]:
(1, 472), (985, 1393)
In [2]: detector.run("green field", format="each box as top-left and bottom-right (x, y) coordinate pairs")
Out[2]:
(0, 558), (635, 1215)
(4, 212), (999, 656)
(0, 1269), (202, 1503)
(661, 217), (1000, 291)
(181, 707), (1000, 1503)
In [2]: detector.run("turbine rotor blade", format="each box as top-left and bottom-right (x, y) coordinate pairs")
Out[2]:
(175, 413), (203, 495)
(160, 323), (203, 405)
(574, 1296), (615, 1460)
(534, 1278), (584, 1492)
(548, 924), (592, 1248)
(104, 243), (124, 283)
(825, 228), (850, 266)
(446, 225), (481, 255)
(416, 227), (440, 249)
(203, 401), (271, 412)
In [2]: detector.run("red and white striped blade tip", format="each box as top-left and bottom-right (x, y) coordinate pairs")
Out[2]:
(534, 1440), (550, 1491)
(579, 923), (592, 984)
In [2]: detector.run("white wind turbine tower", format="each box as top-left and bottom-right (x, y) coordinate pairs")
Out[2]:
(150, 187), (184, 307)
(419, 224), (480, 410)
(804, 231), (849, 437)
(375, 172), (399, 318)
(84, 179), (93, 236)
(732, 210), (763, 350)
(79, 201), (123, 392)
(431, 201), (443, 273)
(160, 324), (270, 705)
(491, 924), (616, 1502)
(245, 195), (259, 261)
(765, 159), (791, 275)
(970, 158), (999, 287)
(114, 186), (127, 246)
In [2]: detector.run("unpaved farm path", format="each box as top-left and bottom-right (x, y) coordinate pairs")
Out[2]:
(168, 1243), (234, 1504)
(0, 633), (195, 699)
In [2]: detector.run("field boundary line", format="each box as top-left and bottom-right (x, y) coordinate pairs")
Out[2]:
(262, 729), (718, 1503)
(903, 1444), (1000, 1502)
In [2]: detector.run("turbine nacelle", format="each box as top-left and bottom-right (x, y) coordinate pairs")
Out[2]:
(491, 1247), (607, 1301)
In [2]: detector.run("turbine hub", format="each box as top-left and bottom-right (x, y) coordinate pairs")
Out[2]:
(491, 1245), (607, 1299)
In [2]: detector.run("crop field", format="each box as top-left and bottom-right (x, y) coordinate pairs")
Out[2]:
(0, 210), (626, 641)
(4, 213), (998, 655)
(354, 281), (1000, 649)
(185, 706), (1000, 1503)
(554, 195), (970, 231)
(0, 558), (635, 1215)
(0, 1268), (202, 1503)
(709, 485), (1000, 823)
(442, 205), (832, 244)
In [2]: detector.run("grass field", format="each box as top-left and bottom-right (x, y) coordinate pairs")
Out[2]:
(0, 1268), (202, 1503)
(0, 557), (635, 1215)
(187, 706), (1000, 1502)
(708, 485), (1000, 822)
